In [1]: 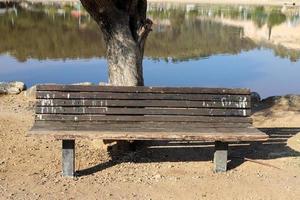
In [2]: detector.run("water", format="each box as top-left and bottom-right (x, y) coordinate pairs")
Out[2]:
(0, 2), (300, 97)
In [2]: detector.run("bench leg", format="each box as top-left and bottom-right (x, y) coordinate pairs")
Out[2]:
(214, 141), (228, 173)
(62, 140), (75, 177)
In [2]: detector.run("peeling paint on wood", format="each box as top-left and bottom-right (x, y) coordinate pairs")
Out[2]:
(30, 85), (267, 142)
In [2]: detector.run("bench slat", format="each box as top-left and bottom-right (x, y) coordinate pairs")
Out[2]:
(37, 85), (250, 95)
(36, 91), (250, 102)
(36, 99), (251, 109)
(29, 126), (268, 142)
(35, 115), (252, 123)
(36, 107), (250, 116)
(31, 121), (252, 129)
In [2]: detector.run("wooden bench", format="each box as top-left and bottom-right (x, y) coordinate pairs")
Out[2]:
(29, 85), (268, 177)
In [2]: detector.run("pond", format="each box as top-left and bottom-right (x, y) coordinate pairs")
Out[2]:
(1, 1), (300, 97)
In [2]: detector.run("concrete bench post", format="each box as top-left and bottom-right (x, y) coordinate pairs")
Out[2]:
(214, 141), (228, 172)
(62, 140), (75, 177)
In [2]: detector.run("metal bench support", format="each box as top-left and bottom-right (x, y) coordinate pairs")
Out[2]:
(214, 141), (228, 172)
(62, 140), (75, 177)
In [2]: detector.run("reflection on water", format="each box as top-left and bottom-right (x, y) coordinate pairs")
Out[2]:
(1, 2), (300, 61)
(148, 3), (300, 61)
(0, 1), (300, 97)
(0, 2), (257, 61)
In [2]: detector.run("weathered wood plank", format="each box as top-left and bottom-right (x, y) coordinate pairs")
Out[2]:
(37, 85), (251, 95)
(32, 121), (252, 129)
(36, 91), (250, 102)
(36, 99), (251, 109)
(35, 107), (251, 116)
(30, 121), (261, 135)
(35, 115), (252, 123)
(28, 127), (269, 142)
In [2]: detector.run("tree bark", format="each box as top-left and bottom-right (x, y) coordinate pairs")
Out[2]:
(80, 0), (152, 149)
(80, 0), (152, 86)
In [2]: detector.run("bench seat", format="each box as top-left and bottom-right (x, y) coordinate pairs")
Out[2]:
(28, 84), (268, 177)
(30, 121), (267, 142)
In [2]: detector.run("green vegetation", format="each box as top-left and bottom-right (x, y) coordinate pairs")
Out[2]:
(252, 7), (268, 28)
(267, 9), (287, 28)
(271, 44), (300, 62)
(0, 9), (105, 61)
(191, 4), (290, 28)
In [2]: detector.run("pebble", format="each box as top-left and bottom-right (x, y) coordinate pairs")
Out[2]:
(41, 177), (48, 185)
(153, 174), (162, 180)
(132, 193), (137, 197)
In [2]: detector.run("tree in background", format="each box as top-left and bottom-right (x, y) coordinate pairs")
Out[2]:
(80, 0), (152, 86)
(267, 9), (286, 40)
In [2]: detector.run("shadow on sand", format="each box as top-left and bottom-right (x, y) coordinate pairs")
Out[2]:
(76, 128), (300, 177)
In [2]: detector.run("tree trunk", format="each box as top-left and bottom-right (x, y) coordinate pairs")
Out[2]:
(106, 23), (144, 86)
(80, 0), (152, 150)
(80, 0), (152, 86)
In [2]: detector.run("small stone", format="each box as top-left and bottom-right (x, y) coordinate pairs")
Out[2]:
(41, 177), (47, 184)
(251, 92), (261, 107)
(286, 95), (300, 108)
(132, 193), (137, 197)
(153, 174), (162, 180)
(23, 85), (36, 98)
(256, 172), (263, 177)
(0, 81), (26, 95)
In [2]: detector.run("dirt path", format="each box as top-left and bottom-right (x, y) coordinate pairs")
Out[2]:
(0, 94), (300, 200)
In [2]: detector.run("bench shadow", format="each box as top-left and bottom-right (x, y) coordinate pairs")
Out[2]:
(76, 159), (121, 177)
(76, 128), (300, 177)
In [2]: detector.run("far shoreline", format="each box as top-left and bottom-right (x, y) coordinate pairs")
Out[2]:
(148, 0), (300, 6)
(2, 0), (300, 6)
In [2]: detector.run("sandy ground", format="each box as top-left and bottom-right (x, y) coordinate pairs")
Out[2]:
(0, 94), (300, 200)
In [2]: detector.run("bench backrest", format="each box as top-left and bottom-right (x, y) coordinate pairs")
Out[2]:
(35, 85), (252, 125)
